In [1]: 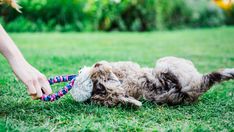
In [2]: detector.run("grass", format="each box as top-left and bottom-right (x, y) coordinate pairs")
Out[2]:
(0, 27), (234, 131)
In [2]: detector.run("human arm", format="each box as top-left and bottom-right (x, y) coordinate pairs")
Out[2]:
(0, 25), (52, 99)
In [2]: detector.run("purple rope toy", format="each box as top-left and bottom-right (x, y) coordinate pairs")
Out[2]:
(41, 75), (77, 102)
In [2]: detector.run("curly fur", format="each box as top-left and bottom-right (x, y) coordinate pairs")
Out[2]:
(74, 56), (234, 107)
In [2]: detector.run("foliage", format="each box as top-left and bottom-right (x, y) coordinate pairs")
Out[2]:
(186, 0), (225, 27)
(156, 0), (191, 29)
(225, 4), (234, 25)
(0, 0), (233, 32)
(0, 27), (234, 131)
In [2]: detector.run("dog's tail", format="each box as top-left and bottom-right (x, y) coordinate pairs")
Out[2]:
(200, 68), (234, 93)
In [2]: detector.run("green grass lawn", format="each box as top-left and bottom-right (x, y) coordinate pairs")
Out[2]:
(0, 27), (234, 131)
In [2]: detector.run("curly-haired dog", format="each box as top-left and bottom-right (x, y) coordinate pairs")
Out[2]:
(70, 57), (234, 107)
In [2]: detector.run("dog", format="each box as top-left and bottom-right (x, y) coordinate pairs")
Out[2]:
(70, 56), (234, 107)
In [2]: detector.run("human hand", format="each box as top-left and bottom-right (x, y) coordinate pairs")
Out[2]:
(0, 25), (51, 100)
(9, 57), (52, 99)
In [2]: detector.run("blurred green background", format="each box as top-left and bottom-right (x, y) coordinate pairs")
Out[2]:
(0, 0), (234, 32)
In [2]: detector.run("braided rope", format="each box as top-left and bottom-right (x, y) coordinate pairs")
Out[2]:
(40, 75), (77, 102)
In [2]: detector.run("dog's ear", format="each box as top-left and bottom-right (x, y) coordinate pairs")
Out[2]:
(91, 74), (142, 107)
(90, 61), (112, 79)
(94, 63), (101, 68)
(90, 61), (142, 107)
(93, 61), (109, 68)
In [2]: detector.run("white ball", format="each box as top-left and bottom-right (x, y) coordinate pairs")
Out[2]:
(70, 67), (93, 102)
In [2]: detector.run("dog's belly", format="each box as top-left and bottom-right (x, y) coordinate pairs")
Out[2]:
(109, 61), (144, 99)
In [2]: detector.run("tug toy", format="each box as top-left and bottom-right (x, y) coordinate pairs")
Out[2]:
(41, 67), (93, 102)
(41, 75), (77, 102)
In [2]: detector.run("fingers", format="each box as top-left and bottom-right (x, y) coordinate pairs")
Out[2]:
(25, 81), (37, 96)
(26, 76), (51, 100)
(9, 60), (51, 100)
(33, 68), (52, 95)
(38, 75), (52, 95)
(25, 80), (39, 100)
(31, 95), (39, 100)
(33, 79), (43, 99)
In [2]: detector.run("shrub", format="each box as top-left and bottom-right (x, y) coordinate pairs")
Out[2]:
(4, 17), (37, 32)
(0, 0), (232, 32)
(225, 5), (234, 25)
(156, 0), (191, 30)
(186, 0), (225, 27)
(85, 0), (156, 31)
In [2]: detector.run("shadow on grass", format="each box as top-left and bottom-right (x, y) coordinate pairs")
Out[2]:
(0, 98), (142, 117)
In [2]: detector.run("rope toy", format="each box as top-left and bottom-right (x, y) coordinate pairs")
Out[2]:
(41, 75), (77, 102)
(41, 67), (93, 102)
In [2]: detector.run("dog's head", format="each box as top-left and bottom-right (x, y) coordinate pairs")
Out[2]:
(89, 61), (142, 107)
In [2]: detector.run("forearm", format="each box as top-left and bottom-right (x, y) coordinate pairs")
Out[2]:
(0, 25), (52, 98)
(0, 25), (26, 64)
